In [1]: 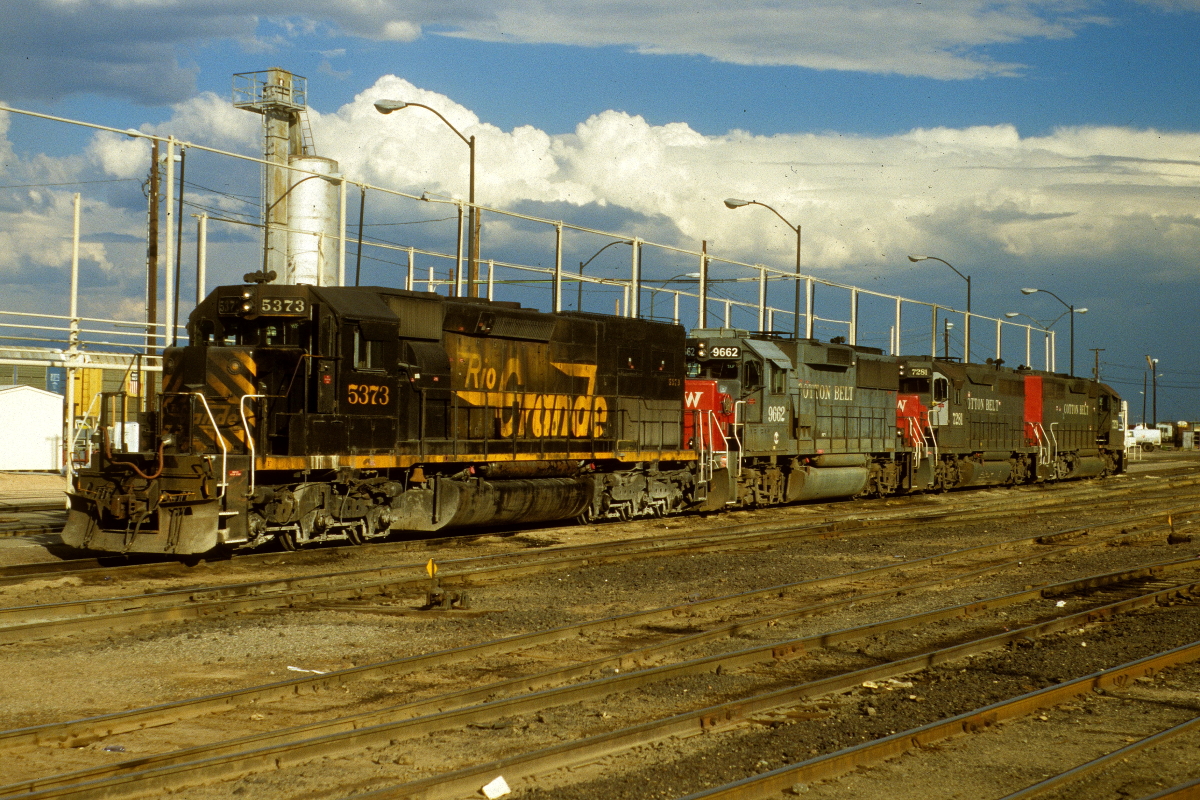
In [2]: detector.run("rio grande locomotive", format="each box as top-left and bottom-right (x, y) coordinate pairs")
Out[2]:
(62, 282), (1125, 555)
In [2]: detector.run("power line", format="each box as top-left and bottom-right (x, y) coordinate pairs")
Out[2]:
(0, 178), (137, 189)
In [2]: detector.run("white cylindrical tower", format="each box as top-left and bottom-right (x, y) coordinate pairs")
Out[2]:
(286, 156), (339, 286)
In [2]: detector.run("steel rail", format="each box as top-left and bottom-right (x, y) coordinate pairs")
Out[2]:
(1, 494), (1193, 645)
(8, 561), (1199, 799)
(1136, 776), (1200, 800)
(344, 588), (1200, 800)
(997, 715), (1200, 799)
(2, 511), (1190, 759)
(674, 642), (1200, 800)
(9, 474), (1194, 613)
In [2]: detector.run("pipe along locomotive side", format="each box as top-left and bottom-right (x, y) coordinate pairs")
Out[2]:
(62, 282), (1125, 555)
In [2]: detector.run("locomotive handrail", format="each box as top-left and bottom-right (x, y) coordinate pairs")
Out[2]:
(906, 417), (928, 462)
(98, 391), (165, 481)
(1033, 423), (1046, 465)
(239, 394), (266, 497)
(730, 401), (746, 477)
(69, 392), (103, 467)
(187, 392), (229, 500)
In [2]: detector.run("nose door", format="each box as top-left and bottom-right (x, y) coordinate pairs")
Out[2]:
(929, 373), (951, 427)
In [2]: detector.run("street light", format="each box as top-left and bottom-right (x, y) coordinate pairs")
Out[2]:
(375, 99), (480, 297)
(910, 254), (970, 363)
(723, 198), (802, 337)
(648, 272), (702, 321)
(1020, 288), (1086, 376)
(908, 255), (970, 313)
(576, 239), (634, 312)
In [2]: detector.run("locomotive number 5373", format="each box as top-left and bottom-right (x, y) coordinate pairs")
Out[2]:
(347, 384), (390, 406)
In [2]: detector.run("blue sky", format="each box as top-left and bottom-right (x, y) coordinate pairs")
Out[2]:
(1, 0), (1199, 421)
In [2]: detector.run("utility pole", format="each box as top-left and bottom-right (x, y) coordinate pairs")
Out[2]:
(1145, 355), (1159, 428)
(1089, 348), (1104, 382)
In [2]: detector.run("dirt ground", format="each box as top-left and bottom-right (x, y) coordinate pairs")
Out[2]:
(0, 471), (68, 496)
(1, 454), (1199, 799)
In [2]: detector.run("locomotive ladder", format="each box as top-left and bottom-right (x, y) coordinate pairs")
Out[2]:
(1031, 421), (1055, 466)
(692, 409), (730, 485)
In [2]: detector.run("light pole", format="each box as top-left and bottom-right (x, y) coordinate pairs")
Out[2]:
(1145, 355), (1159, 427)
(576, 239), (634, 312)
(908, 255), (970, 313)
(943, 320), (954, 360)
(1021, 288), (1086, 376)
(648, 272), (702, 321)
(375, 99), (480, 297)
(724, 198), (801, 338)
(910, 255), (970, 362)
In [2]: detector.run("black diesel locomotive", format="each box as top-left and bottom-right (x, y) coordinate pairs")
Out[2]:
(62, 282), (1125, 555)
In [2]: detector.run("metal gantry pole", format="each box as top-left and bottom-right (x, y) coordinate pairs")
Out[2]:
(930, 305), (938, 358)
(893, 297), (902, 356)
(964, 310), (971, 363)
(65, 193), (81, 492)
(196, 213), (207, 303)
(697, 241), (708, 330)
(454, 202), (465, 297)
(804, 278), (815, 339)
(338, 176), (347, 287)
(163, 137), (175, 347)
(630, 239), (642, 318)
(553, 223), (563, 313)
(756, 266), (766, 331)
(849, 288), (858, 346)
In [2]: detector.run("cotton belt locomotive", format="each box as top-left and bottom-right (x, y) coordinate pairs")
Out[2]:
(62, 283), (1125, 555)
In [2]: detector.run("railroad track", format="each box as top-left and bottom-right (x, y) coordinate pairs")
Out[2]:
(0, 463), (1191, 583)
(0, 482), (1194, 645)
(0, 463), (1190, 588)
(4, 549), (1198, 799)
(3, 469), (1200, 799)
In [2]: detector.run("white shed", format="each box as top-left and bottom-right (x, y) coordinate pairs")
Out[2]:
(0, 385), (63, 471)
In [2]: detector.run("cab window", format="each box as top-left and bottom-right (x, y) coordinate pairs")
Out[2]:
(933, 377), (949, 403)
(354, 327), (383, 370)
(743, 360), (763, 388)
(769, 363), (787, 394)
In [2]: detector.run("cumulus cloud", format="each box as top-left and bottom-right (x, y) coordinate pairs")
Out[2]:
(305, 77), (1200, 279)
(3, 74), (1200, 322)
(1, 0), (1149, 104)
